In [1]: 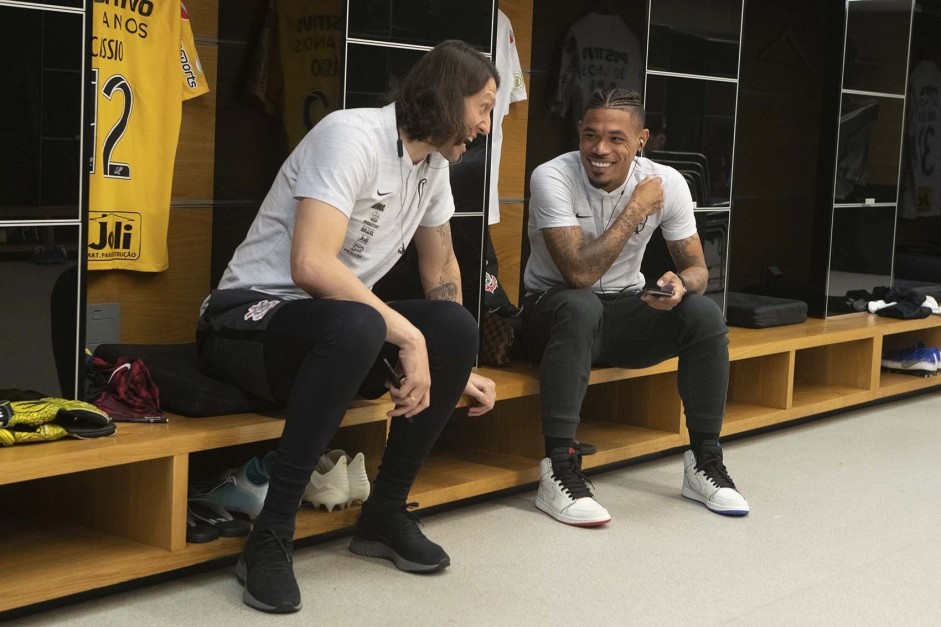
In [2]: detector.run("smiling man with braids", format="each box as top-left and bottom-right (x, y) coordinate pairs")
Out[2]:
(523, 88), (749, 527)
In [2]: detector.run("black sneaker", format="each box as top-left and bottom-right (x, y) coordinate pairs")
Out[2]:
(349, 501), (450, 572)
(235, 528), (301, 613)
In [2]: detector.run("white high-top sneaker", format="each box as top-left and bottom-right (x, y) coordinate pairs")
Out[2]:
(303, 455), (349, 512)
(321, 449), (371, 506)
(682, 440), (749, 516)
(535, 448), (611, 527)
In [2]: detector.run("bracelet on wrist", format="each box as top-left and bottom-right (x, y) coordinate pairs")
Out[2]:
(676, 273), (688, 294)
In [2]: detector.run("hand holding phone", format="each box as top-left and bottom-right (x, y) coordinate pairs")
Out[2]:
(641, 284), (675, 298)
(382, 358), (405, 389)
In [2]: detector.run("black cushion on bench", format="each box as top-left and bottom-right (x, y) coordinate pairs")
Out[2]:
(726, 292), (808, 329)
(93, 343), (267, 417)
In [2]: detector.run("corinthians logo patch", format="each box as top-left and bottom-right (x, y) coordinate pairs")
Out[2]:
(244, 300), (280, 321)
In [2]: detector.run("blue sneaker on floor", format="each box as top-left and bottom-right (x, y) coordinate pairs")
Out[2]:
(881, 342), (939, 377)
(191, 452), (272, 519)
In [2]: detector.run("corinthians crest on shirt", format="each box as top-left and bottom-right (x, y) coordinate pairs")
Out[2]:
(88, 211), (142, 261)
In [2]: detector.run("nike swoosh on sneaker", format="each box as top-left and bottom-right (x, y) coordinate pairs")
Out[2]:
(377, 190), (393, 196)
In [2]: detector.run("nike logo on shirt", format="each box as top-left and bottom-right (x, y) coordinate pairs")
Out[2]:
(377, 190), (393, 196)
(575, 213), (592, 219)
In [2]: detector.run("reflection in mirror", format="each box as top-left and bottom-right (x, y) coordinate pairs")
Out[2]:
(0, 225), (81, 397)
(827, 205), (895, 314)
(345, 43), (424, 108)
(648, 0), (742, 78)
(449, 216), (485, 318)
(348, 0), (494, 52)
(835, 94), (904, 203)
(644, 75), (736, 207)
(844, 0), (912, 95)
(257, 0), (343, 149)
(0, 7), (83, 221)
(894, 0), (941, 297)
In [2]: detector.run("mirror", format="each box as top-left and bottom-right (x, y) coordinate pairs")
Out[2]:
(648, 0), (742, 78)
(348, 0), (494, 51)
(0, 225), (82, 397)
(844, 0), (912, 95)
(644, 74), (736, 207)
(0, 7), (84, 221)
(835, 94), (904, 204)
(827, 205), (895, 313)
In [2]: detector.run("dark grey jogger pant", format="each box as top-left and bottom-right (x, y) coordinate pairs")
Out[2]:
(523, 287), (730, 439)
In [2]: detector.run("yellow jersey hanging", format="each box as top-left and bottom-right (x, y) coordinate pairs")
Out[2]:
(249, 0), (342, 149)
(88, 0), (208, 271)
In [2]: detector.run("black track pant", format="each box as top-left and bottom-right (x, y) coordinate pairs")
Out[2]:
(199, 296), (478, 520)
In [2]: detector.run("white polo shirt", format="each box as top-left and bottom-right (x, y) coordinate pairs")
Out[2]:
(218, 103), (455, 298)
(524, 152), (696, 294)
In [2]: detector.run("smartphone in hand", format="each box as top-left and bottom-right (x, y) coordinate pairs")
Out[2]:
(382, 358), (405, 388)
(641, 284), (675, 298)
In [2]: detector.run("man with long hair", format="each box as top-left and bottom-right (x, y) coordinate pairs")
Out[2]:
(198, 40), (498, 613)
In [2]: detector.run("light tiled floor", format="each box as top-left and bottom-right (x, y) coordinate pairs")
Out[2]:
(9, 390), (941, 626)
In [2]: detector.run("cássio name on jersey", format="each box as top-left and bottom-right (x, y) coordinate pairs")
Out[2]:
(92, 0), (154, 61)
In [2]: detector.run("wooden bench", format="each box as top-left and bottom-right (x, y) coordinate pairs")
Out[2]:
(2, 313), (941, 613)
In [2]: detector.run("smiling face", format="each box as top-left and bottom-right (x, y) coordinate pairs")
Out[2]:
(578, 107), (648, 192)
(437, 78), (497, 163)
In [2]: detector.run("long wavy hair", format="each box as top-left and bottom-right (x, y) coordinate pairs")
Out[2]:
(395, 40), (500, 147)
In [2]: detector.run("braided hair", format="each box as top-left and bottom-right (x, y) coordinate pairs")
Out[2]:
(584, 88), (646, 128)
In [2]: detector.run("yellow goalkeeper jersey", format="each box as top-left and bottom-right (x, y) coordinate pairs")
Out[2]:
(88, 0), (208, 271)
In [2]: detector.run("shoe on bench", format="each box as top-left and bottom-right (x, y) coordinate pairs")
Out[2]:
(303, 454), (350, 512)
(349, 501), (450, 572)
(682, 440), (749, 516)
(881, 342), (939, 377)
(321, 449), (371, 506)
(235, 527), (301, 613)
(535, 447), (611, 527)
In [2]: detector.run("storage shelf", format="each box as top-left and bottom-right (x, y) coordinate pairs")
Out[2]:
(578, 420), (687, 468)
(3, 312), (941, 613)
(0, 511), (243, 612)
(792, 382), (873, 410)
(411, 448), (540, 508)
(0, 402), (393, 487)
(877, 371), (941, 398)
(721, 401), (790, 435)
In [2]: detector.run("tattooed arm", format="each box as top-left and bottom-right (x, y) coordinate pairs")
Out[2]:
(665, 233), (709, 295)
(414, 221), (497, 415)
(544, 176), (664, 288)
(413, 222), (462, 303)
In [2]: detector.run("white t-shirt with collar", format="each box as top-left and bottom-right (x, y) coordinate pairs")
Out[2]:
(218, 103), (455, 298)
(524, 152), (696, 294)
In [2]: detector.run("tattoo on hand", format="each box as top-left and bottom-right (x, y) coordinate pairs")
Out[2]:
(428, 282), (458, 301)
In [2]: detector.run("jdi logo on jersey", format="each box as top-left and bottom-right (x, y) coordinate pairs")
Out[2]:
(88, 211), (142, 261)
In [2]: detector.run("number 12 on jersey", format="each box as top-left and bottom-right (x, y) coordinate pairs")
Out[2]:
(89, 67), (133, 180)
